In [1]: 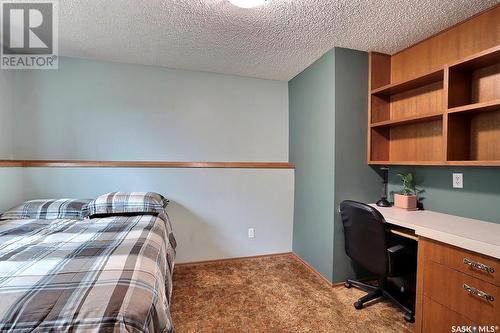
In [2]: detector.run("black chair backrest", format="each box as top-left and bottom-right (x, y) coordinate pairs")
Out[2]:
(339, 200), (388, 276)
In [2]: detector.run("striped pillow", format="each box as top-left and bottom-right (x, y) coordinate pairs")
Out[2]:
(83, 192), (169, 218)
(0, 199), (92, 220)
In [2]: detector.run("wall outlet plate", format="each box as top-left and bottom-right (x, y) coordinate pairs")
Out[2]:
(248, 228), (255, 239)
(453, 173), (463, 189)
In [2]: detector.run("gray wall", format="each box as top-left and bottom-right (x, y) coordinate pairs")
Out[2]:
(0, 71), (14, 158)
(2, 57), (294, 263)
(332, 48), (381, 282)
(12, 57), (288, 161)
(289, 50), (335, 281)
(0, 72), (22, 212)
(0, 168), (24, 212)
(22, 168), (294, 263)
(388, 167), (500, 224)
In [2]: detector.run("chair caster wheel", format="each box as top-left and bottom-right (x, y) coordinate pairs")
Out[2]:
(404, 313), (414, 323)
(344, 281), (352, 288)
(354, 301), (363, 310)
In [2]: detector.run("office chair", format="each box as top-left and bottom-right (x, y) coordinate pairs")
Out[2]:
(339, 200), (416, 323)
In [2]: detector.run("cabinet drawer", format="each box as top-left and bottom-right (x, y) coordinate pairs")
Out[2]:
(424, 261), (499, 324)
(424, 239), (499, 286)
(422, 296), (476, 333)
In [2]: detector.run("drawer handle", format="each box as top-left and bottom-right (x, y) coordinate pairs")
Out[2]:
(463, 258), (495, 274)
(463, 283), (495, 302)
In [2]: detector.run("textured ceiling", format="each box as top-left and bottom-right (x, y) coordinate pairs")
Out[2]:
(60, 0), (499, 81)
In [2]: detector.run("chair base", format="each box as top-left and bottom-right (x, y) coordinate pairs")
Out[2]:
(345, 279), (415, 323)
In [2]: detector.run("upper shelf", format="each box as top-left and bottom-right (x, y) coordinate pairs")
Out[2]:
(370, 68), (444, 96)
(448, 45), (500, 71)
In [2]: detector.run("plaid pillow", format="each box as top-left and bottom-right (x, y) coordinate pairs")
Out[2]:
(0, 199), (92, 220)
(83, 192), (169, 218)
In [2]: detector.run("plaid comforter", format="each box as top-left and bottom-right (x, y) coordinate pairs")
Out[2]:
(0, 213), (176, 333)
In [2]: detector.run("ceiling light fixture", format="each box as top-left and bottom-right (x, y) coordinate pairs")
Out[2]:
(228, 0), (267, 9)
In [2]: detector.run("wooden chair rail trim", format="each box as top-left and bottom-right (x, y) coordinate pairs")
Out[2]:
(0, 160), (295, 169)
(0, 161), (24, 167)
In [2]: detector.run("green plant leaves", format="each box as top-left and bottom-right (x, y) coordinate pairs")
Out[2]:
(397, 172), (415, 196)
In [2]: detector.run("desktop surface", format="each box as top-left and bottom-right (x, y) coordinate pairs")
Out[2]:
(370, 205), (500, 259)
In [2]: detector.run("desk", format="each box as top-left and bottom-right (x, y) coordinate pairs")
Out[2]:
(370, 205), (500, 259)
(370, 205), (500, 332)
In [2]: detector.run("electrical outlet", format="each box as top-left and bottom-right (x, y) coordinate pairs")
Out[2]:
(248, 228), (255, 239)
(453, 173), (463, 189)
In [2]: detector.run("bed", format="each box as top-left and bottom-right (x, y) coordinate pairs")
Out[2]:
(0, 194), (176, 333)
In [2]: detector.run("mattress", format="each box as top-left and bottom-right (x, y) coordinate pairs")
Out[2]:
(0, 213), (176, 333)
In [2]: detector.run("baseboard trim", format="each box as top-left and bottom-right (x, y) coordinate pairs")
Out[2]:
(290, 253), (336, 288)
(175, 252), (293, 267)
(331, 281), (346, 288)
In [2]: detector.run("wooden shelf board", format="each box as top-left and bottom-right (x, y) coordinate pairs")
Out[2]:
(0, 160), (295, 169)
(370, 68), (444, 96)
(447, 99), (500, 115)
(448, 45), (500, 70)
(370, 113), (443, 128)
(368, 160), (445, 166)
(369, 160), (500, 167)
(446, 160), (500, 166)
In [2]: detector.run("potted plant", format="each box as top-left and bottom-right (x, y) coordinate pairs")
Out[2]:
(394, 173), (418, 210)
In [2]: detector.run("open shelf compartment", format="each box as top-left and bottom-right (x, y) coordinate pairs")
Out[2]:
(448, 46), (500, 109)
(370, 80), (444, 125)
(370, 119), (444, 164)
(447, 106), (500, 163)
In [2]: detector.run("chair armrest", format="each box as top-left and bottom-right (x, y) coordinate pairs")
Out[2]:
(387, 244), (410, 276)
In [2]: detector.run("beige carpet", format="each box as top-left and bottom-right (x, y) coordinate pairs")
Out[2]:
(171, 254), (413, 333)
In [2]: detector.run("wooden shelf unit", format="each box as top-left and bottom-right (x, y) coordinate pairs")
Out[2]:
(368, 44), (500, 167)
(369, 53), (445, 165)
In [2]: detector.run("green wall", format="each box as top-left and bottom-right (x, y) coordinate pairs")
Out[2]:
(332, 48), (381, 282)
(289, 48), (381, 283)
(289, 49), (336, 281)
(388, 167), (500, 224)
